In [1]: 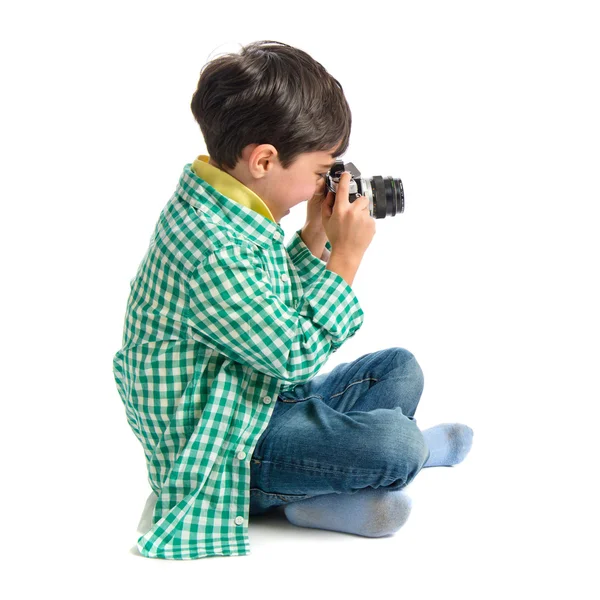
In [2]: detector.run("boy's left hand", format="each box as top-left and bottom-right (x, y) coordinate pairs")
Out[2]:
(303, 181), (329, 239)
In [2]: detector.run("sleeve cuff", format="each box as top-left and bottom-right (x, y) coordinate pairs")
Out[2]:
(298, 259), (365, 353)
(287, 229), (364, 353)
(286, 229), (329, 289)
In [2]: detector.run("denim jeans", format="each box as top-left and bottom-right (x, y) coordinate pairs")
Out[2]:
(249, 347), (431, 516)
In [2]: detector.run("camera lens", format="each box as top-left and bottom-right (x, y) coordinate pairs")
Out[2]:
(371, 176), (404, 218)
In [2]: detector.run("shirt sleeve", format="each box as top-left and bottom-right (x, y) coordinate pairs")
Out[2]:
(186, 242), (364, 386)
(286, 228), (332, 289)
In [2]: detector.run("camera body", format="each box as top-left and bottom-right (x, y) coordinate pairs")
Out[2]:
(325, 160), (404, 219)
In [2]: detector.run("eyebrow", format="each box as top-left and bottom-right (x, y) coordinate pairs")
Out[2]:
(318, 162), (336, 169)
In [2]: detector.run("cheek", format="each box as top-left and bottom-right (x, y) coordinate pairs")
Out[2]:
(290, 178), (317, 204)
(304, 178), (320, 197)
(300, 186), (317, 204)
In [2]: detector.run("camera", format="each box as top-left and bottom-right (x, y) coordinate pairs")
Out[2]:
(325, 160), (404, 218)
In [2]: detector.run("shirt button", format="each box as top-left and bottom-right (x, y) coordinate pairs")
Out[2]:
(262, 396), (272, 404)
(235, 516), (244, 525)
(281, 273), (288, 281)
(237, 451), (246, 460)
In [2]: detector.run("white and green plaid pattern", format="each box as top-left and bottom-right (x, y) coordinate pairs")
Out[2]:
(113, 163), (364, 559)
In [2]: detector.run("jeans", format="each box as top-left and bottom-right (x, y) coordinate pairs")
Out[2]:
(249, 347), (431, 516)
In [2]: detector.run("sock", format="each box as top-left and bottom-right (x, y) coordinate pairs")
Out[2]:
(421, 423), (474, 468)
(282, 487), (412, 538)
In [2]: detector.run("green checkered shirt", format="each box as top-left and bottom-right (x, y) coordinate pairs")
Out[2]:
(112, 162), (364, 559)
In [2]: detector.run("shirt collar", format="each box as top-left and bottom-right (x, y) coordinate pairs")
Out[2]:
(176, 155), (284, 249)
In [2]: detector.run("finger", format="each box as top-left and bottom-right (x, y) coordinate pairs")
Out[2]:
(313, 188), (327, 202)
(357, 194), (369, 209)
(333, 172), (352, 209)
(322, 193), (333, 217)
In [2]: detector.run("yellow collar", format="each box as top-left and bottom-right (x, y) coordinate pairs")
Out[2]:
(191, 155), (275, 223)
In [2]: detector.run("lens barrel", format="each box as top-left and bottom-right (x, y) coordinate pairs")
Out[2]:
(370, 176), (404, 218)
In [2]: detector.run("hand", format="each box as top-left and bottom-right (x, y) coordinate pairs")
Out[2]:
(323, 172), (375, 257)
(303, 179), (329, 239)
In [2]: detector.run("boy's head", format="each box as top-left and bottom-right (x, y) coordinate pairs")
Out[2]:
(190, 40), (351, 223)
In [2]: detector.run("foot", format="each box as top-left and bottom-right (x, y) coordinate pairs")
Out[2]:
(283, 487), (413, 537)
(421, 423), (474, 468)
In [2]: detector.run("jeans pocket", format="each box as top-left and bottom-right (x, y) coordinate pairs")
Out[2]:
(249, 487), (310, 515)
(278, 371), (328, 403)
(277, 392), (323, 404)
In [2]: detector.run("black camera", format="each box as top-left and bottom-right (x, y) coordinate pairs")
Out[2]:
(325, 160), (404, 218)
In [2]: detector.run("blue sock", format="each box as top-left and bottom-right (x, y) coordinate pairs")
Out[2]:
(421, 423), (474, 468)
(283, 487), (412, 538)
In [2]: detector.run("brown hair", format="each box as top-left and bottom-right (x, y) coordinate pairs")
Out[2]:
(190, 40), (351, 171)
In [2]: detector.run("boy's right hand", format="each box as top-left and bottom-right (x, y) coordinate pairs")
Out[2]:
(321, 172), (376, 259)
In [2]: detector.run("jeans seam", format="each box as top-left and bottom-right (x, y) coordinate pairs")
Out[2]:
(283, 377), (379, 403)
(258, 458), (386, 477)
(329, 377), (378, 400)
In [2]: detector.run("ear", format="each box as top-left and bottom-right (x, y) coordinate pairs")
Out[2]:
(248, 144), (279, 178)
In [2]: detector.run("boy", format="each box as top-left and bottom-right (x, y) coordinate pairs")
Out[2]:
(112, 40), (473, 560)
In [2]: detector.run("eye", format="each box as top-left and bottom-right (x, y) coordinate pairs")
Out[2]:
(317, 172), (327, 179)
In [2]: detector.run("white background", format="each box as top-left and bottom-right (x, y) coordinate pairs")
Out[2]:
(2, 0), (598, 597)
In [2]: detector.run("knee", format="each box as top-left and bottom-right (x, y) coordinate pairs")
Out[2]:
(368, 413), (429, 481)
(396, 418), (429, 473)
(390, 348), (424, 393)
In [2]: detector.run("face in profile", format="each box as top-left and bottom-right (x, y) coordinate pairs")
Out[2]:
(213, 142), (340, 224)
